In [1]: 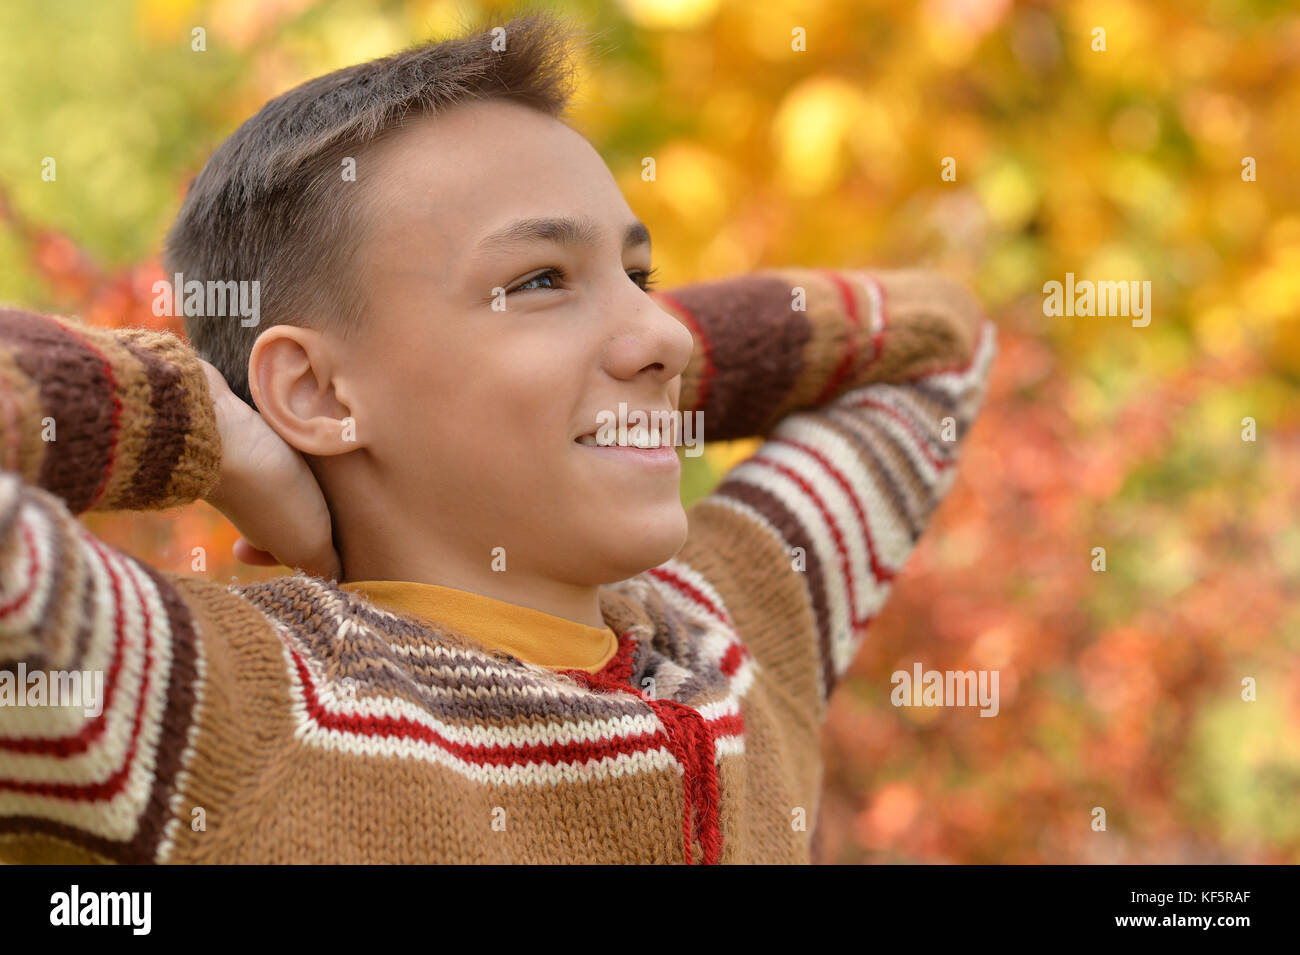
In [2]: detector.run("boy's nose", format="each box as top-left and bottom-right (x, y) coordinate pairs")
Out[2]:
(603, 298), (695, 385)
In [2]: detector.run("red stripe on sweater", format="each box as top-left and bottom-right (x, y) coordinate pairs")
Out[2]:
(572, 633), (743, 864)
(642, 697), (728, 864)
(0, 529), (132, 758)
(770, 436), (896, 586)
(812, 270), (862, 406)
(283, 622), (743, 866)
(587, 626), (639, 684)
(844, 396), (953, 472)
(283, 639), (738, 768)
(0, 537), (154, 801)
(747, 455), (873, 630)
(647, 566), (733, 627)
(718, 640), (748, 678)
(0, 523), (39, 618)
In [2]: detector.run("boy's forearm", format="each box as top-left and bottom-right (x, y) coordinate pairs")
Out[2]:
(0, 308), (221, 514)
(652, 268), (983, 441)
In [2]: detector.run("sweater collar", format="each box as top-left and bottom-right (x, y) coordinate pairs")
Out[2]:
(339, 579), (619, 673)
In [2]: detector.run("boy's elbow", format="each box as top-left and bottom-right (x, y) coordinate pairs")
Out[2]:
(869, 269), (987, 369)
(915, 271), (985, 357)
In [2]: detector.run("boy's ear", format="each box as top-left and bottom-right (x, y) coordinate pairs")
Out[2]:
(247, 324), (366, 456)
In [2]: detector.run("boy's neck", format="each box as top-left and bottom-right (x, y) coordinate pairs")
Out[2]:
(318, 461), (607, 630)
(338, 542), (607, 630)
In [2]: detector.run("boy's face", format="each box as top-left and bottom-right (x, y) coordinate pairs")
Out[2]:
(336, 99), (695, 586)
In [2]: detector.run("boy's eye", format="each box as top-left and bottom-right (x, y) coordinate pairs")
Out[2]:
(510, 268), (565, 293)
(506, 266), (659, 295)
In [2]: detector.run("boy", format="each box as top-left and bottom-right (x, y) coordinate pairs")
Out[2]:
(0, 11), (995, 863)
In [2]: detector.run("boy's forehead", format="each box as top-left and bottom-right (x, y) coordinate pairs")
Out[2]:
(369, 103), (607, 202)
(361, 102), (635, 263)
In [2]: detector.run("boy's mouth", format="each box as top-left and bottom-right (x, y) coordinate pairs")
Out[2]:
(573, 410), (680, 469)
(575, 431), (664, 449)
(573, 409), (675, 448)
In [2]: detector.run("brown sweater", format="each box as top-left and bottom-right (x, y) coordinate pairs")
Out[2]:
(0, 268), (995, 863)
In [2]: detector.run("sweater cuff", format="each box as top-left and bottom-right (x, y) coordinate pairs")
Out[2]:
(0, 307), (221, 514)
(650, 268), (984, 441)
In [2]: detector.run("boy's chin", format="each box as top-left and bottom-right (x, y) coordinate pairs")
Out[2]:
(590, 505), (689, 582)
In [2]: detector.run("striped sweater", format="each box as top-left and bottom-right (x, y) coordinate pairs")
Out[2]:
(0, 268), (995, 864)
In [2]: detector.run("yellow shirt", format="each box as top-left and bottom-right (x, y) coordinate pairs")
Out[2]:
(339, 579), (619, 674)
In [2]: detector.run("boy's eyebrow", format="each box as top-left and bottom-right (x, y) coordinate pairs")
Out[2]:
(473, 216), (651, 254)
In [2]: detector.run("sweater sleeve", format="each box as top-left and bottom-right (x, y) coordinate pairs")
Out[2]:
(0, 306), (274, 864)
(649, 269), (996, 713)
(0, 308), (221, 513)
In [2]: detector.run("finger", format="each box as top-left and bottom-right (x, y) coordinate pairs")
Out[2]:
(232, 528), (341, 580)
(296, 546), (343, 582)
(233, 537), (280, 566)
(199, 360), (232, 400)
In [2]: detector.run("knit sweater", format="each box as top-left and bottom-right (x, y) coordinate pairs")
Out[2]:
(0, 268), (996, 864)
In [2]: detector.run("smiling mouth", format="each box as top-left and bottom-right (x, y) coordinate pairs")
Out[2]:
(574, 410), (677, 450)
(575, 431), (667, 449)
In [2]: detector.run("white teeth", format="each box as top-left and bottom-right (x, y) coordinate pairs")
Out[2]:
(630, 426), (664, 448)
(576, 418), (672, 448)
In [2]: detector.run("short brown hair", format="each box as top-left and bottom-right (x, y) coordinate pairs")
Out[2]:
(163, 9), (585, 408)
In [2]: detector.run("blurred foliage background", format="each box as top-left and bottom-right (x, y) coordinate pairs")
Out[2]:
(1, 0), (1297, 863)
